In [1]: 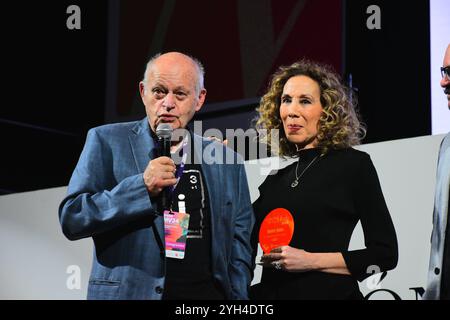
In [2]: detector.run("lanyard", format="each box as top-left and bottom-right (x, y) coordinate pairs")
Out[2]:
(170, 134), (189, 193)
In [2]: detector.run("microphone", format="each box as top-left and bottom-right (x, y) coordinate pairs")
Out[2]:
(156, 123), (173, 211)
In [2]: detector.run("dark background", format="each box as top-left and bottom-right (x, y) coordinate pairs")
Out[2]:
(0, 0), (431, 195)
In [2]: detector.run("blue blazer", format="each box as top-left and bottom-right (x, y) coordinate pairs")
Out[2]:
(59, 118), (254, 300)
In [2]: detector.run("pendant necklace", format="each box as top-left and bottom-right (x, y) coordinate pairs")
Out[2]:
(291, 154), (321, 188)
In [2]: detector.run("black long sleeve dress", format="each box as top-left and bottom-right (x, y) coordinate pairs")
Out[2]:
(251, 147), (398, 300)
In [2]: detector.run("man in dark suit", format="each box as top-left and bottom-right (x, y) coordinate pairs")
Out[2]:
(59, 52), (254, 300)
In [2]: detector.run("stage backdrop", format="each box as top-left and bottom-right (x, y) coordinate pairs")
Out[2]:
(0, 134), (445, 299)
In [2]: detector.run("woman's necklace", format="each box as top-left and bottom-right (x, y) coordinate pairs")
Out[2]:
(291, 154), (321, 188)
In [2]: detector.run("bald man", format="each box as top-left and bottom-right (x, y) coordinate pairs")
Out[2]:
(424, 44), (450, 300)
(59, 52), (254, 300)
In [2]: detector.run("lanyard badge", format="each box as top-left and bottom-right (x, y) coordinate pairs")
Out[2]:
(164, 209), (190, 259)
(164, 135), (191, 259)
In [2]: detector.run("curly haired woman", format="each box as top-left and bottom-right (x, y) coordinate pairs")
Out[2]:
(251, 59), (398, 300)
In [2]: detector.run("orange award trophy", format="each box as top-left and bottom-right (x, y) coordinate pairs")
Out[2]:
(259, 208), (294, 254)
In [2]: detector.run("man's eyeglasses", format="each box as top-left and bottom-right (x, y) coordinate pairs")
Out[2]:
(441, 66), (450, 81)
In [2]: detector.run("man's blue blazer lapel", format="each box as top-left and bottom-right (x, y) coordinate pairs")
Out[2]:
(128, 119), (165, 247)
(128, 119), (156, 174)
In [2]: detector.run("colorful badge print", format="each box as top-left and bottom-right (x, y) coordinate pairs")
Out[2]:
(259, 208), (294, 254)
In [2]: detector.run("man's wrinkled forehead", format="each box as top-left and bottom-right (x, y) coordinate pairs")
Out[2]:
(148, 59), (198, 88)
(147, 68), (196, 90)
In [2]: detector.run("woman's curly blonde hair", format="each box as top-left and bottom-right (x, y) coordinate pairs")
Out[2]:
(255, 59), (366, 157)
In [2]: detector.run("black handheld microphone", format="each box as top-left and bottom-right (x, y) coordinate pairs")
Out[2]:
(156, 123), (173, 211)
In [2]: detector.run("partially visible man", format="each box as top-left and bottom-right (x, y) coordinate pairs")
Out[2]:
(59, 52), (254, 300)
(424, 44), (450, 300)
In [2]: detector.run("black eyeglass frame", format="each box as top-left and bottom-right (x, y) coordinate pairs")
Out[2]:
(441, 66), (450, 80)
